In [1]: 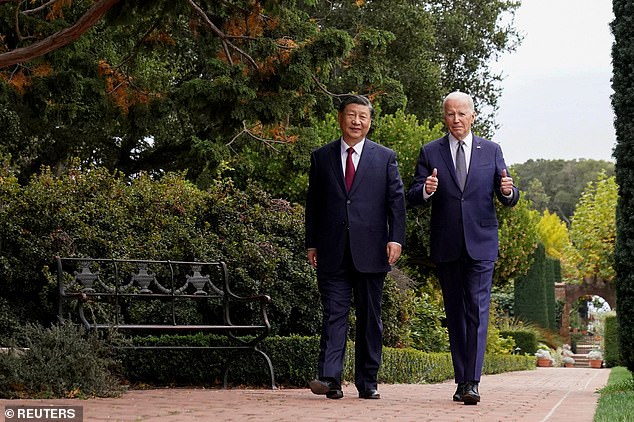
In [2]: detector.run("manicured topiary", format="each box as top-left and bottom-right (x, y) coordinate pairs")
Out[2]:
(612, 0), (634, 374)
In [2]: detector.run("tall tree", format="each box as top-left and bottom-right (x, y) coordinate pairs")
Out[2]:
(524, 178), (551, 213)
(495, 197), (539, 286)
(611, 0), (634, 373)
(568, 173), (617, 282)
(535, 209), (581, 284)
(299, 0), (521, 135)
(536, 210), (569, 261)
(511, 159), (615, 222)
(0, 0), (522, 191)
(0, 1), (361, 182)
(0, 0), (121, 68)
(426, 0), (521, 135)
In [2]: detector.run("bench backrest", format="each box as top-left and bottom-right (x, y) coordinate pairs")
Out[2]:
(56, 257), (231, 328)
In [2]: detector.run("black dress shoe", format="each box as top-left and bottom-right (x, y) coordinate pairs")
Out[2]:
(309, 379), (343, 399)
(453, 383), (466, 402)
(462, 382), (480, 405)
(358, 389), (381, 399)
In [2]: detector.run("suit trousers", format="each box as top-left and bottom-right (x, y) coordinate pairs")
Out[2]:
(316, 246), (386, 392)
(436, 256), (495, 383)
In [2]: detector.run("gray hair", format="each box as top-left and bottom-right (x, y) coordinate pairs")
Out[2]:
(443, 91), (475, 112)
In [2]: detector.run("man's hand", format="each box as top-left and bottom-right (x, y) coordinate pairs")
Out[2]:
(501, 169), (514, 196)
(307, 249), (318, 268)
(425, 168), (438, 195)
(387, 242), (402, 265)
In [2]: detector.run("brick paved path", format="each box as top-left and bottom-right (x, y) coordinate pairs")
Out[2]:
(1, 367), (609, 421)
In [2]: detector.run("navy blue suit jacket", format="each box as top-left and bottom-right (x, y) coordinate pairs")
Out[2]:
(305, 139), (406, 274)
(407, 135), (519, 263)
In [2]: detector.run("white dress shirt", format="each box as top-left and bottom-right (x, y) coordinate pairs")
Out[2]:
(449, 132), (472, 172)
(341, 138), (365, 176)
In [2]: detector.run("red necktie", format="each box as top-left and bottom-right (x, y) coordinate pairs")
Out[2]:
(345, 147), (355, 191)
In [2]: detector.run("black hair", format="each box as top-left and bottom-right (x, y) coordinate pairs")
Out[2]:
(337, 95), (374, 117)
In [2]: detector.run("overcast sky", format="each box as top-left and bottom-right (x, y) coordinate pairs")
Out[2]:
(491, 0), (615, 166)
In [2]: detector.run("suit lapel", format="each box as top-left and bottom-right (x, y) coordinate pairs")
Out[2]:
(348, 139), (376, 194)
(328, 140), (347, 193)
(464, 137), (483, 191)
(439, 136), (461, 190)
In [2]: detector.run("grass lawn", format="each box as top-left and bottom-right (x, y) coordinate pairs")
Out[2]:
(594, 366), (634, 422)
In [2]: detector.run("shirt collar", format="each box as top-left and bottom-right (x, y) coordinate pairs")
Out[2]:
(341, 138), (365, 155)
(448, 132), (473, 150)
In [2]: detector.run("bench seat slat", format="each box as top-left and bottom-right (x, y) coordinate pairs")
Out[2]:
(89, 324), (267, 330)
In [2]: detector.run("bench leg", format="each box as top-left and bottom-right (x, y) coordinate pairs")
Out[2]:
(223, 348), (277, 390)
(256, 348), (277, 390)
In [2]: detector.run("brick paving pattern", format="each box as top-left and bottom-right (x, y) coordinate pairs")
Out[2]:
(1, 367), (609, 421)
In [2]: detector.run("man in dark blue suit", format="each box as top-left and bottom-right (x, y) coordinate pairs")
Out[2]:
(407, 91), (519, 405)
(305, 95), (406, 400)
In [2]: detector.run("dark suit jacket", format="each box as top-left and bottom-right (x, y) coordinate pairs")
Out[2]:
(305, 139), (406, 274)
(407, 134), (519, 263)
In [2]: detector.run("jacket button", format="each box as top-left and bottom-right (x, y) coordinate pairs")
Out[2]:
(347, 200), (351, 204)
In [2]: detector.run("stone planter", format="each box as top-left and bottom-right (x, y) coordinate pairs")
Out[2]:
(589, 359), (602, 368)
(537, 358), (552, 367)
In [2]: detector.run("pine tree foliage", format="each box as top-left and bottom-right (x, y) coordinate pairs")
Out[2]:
(0, 0), (521, 185)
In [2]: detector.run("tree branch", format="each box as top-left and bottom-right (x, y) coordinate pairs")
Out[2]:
(22, 0), (59, 15)
(226, 121), (288, 152)
(0, 0), (264, 70)
(311, 74), (349, 99)
(0, 0), (121, 68)
(187, 0), (258, 69)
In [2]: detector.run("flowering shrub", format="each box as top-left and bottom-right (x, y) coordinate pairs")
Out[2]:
(535, 349), (552, 359)
(588, 350), (603, 360)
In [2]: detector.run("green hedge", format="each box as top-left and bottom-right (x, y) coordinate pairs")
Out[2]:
(1, 327), (535, 398)
(500, 329), (538, 355)
(604, 313), (622, 368)
(118, 334), (535, 388)
(0, 163), (412, 347)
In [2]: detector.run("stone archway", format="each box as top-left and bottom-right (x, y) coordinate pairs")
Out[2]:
(555, 276), (616, 343)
